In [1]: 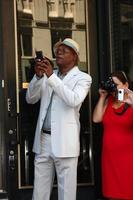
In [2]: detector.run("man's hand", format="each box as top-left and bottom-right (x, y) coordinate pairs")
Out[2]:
(35, 58), (53, 78)
(41, 59), (53, 77)
(35, 59), (44, 78)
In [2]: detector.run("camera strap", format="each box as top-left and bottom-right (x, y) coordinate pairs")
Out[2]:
(113, 103), (129, 115)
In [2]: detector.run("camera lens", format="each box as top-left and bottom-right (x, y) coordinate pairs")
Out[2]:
(100, 77), (116, 93)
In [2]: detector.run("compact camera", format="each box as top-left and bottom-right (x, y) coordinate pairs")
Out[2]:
(34, 50), (54, 71)
(35, 51), (44, 61)
(100, 77), (117, 93)
(118, 89), (124, 101)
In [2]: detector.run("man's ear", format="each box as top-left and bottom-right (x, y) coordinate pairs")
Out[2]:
(73, 54), (78, 65)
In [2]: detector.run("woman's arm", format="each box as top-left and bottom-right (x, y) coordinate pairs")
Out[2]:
(93, 89), (108, 123)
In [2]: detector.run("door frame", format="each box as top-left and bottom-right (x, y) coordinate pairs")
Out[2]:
(0, 0), (7, 198)
(0, 0), (19, 199)
(0, 0), (108, 199)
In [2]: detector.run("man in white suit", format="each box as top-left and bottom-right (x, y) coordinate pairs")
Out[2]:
(26, 38), (92, 200)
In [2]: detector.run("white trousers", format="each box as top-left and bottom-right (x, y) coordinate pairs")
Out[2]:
(32, 133), (78, 200)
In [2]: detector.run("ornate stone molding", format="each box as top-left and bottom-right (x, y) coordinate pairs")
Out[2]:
(63, 0), (75, 18)
(47, 0), (59, 17)
(23, 0), (33, 14)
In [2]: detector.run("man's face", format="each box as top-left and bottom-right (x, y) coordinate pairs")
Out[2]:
(55, 44), (77, 67)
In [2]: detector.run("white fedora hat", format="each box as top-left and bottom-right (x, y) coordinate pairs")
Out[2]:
(54, 38), (80, 56)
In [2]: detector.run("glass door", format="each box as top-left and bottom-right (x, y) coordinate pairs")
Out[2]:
(120, 0), (133, 80)
(16, 0), (94, 189)
(108, 0), (133, 81)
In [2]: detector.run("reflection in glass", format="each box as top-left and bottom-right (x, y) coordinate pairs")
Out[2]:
(16, 0), (94, 187)
(120, 2), (133, 80)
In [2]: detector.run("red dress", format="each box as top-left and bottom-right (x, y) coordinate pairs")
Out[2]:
(102, 96), (133, 199)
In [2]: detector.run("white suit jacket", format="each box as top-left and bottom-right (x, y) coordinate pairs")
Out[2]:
(26, 66), (92, 157)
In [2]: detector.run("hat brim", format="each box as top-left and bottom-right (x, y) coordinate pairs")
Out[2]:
(53, 41), (79, 57)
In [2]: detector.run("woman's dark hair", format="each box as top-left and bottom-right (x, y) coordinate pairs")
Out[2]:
(111, 71), (133, 89)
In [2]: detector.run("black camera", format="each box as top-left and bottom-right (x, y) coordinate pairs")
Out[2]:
(100, 77), (116, 93)
(34, 51), (54, 68)
(35, 51), (44, 60)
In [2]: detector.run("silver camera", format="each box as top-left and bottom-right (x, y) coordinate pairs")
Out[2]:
(118, 89), (124, 101)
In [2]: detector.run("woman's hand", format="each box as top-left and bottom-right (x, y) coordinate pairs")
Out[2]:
(99, 88), (108, 98)
(123, 89), (133, 106)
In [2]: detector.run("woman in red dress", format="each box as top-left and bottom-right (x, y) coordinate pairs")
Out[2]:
(93, 71), (133, 200)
